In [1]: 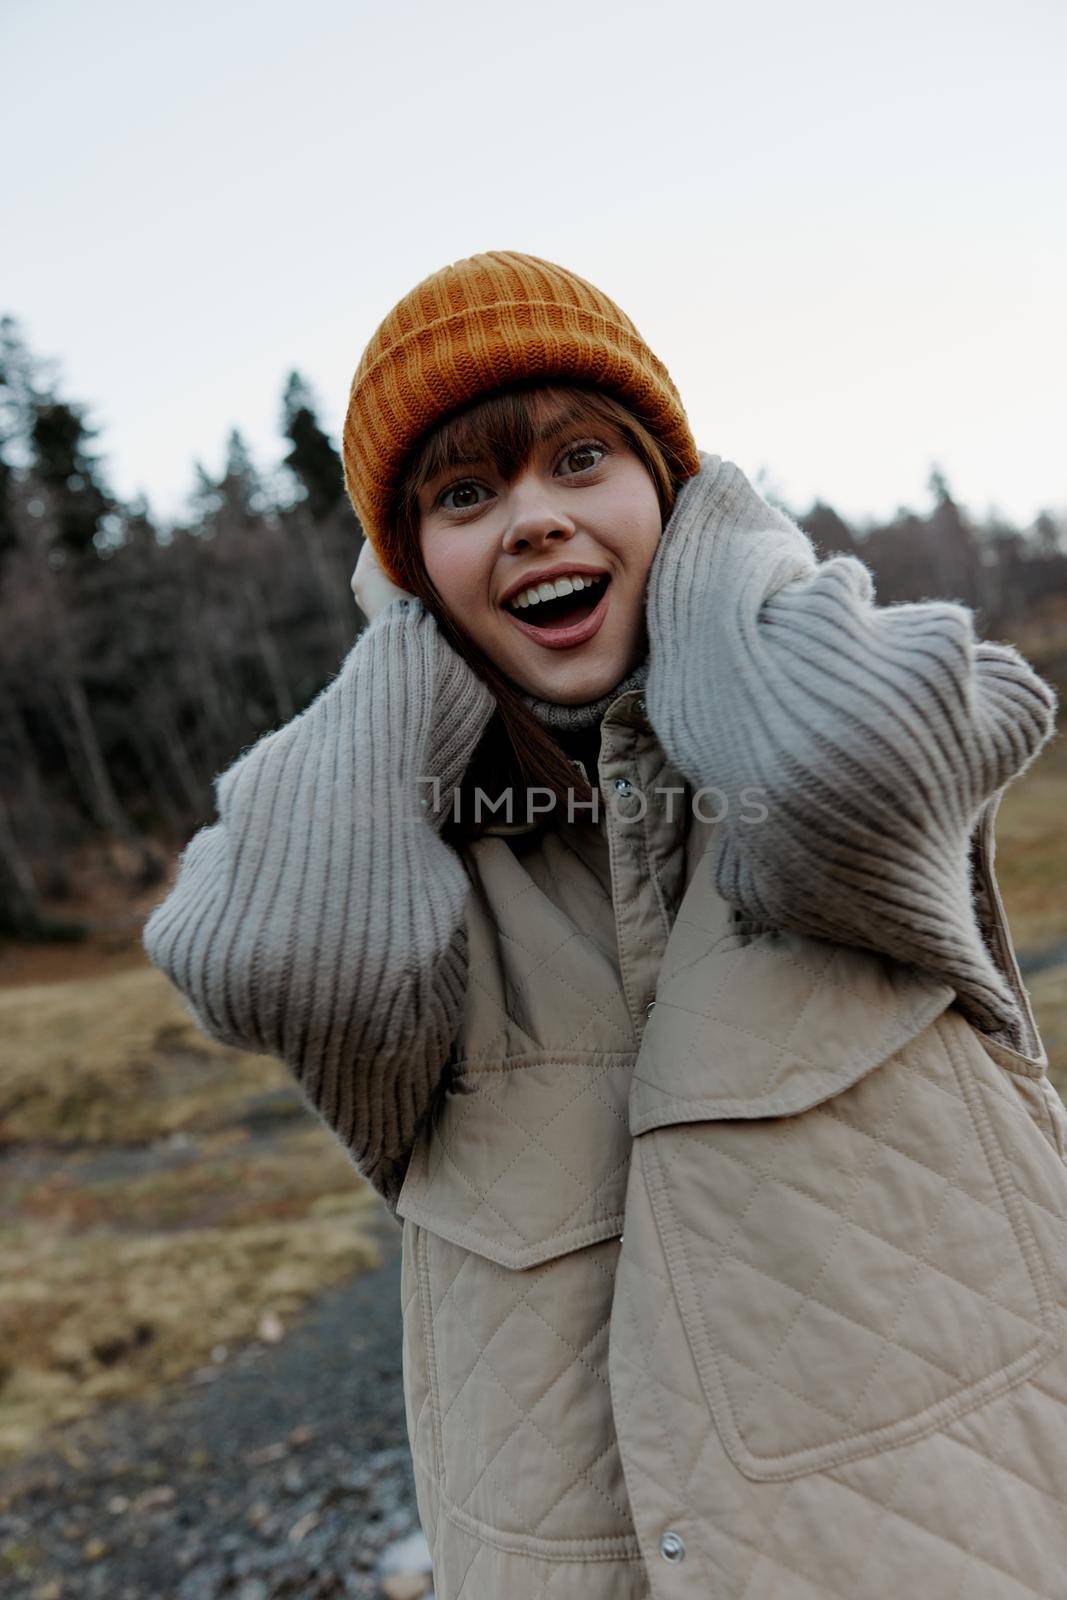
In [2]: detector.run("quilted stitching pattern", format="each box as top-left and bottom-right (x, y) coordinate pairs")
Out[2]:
(393, 707), (697, 1595)
(455, 833), (638, 1060)
(453, 733), (694, 1066)
(421, 1499), (653, 1599)
(394, 683), (1063, 1598)
(395, 723), (695, 1263)
(640, 1008), (1058, 1476)
(610, 1006), (1067, 1598)
(424, 1226), (640, 1543)
(396, 1054), (636, 1265)
(404, 1215), (652, 1595)
(629, 907), (957, 1129)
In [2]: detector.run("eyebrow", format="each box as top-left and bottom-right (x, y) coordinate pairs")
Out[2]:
(536, 403), (589, 445)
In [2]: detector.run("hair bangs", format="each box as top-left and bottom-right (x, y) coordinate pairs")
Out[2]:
(403, 382), (628, 503)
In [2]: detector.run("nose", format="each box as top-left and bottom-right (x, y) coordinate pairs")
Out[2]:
(500, 473), (578, 554)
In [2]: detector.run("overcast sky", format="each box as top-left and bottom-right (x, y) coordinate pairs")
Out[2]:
(5, 0), (1065, 531)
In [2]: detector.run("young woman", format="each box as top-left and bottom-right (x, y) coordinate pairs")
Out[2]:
(143, 250), (1067, 1600)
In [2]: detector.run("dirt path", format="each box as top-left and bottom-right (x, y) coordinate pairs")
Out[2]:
(0, 1207), (427, 1600)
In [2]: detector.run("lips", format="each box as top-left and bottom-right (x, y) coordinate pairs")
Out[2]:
(499, 566), (611, 610)
(503, 574), (613, 651)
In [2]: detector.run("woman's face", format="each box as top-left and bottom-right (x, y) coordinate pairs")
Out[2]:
(416, 412), (662, 705)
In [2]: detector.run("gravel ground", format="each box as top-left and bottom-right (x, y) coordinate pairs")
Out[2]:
(0, 1207), (433, 1600)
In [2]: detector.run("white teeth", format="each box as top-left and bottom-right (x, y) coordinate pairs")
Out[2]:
(509, 572), (606, 611)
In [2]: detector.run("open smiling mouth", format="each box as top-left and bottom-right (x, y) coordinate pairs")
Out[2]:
(516, 575), (605, 623)
(502, 572), (612, 649)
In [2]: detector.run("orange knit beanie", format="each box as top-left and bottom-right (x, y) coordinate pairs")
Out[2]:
(341, 249), (701, 589)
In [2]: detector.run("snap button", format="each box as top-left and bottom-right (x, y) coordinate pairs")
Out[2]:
(613, 778), (632, 796)
(645, 1000), (656, 1018)
(660, 1531), (685, 1563)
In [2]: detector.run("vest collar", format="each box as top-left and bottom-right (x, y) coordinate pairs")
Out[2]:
(481, 688), (651, 837)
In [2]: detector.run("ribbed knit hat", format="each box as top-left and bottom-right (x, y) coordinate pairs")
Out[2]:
(341, 249), (700, 588)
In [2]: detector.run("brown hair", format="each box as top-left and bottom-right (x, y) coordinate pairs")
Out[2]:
(389, 380), (684, 843)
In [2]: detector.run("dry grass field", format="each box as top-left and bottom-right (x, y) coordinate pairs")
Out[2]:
(0, 969), (383, 1467)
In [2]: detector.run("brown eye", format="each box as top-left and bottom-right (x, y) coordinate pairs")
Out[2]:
(438, 480), (489, 513)
(558, 441), (607, 476)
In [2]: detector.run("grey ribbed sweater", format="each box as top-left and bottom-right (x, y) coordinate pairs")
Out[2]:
(645, 452), (1058, 1045)
(141, 452), (1058, 1213)
(141, 599), (497, 1207)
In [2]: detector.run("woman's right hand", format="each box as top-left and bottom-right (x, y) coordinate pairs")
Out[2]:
(350, 540), (416, 623)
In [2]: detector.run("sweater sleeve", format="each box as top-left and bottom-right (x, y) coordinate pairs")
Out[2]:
(645, 454), (1060, 1046)
(141, 597), (498, 1214)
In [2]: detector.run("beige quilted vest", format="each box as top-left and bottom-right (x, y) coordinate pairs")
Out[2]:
(394, 687), (1067, 1599)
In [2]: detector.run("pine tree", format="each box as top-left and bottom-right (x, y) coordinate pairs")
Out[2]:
(926, 464), (978, 607)
(0, 316), (44, 569)
(281, 370), (344, 522)
(29, 396), (115, 559)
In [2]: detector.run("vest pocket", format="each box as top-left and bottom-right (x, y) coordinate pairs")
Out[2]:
(394, 1053), (644, 1557)
(394, 1051), (634, 1265)
(633, 1004), (1062, 1482)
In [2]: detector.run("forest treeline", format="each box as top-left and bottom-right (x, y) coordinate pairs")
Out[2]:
(1, 312), (1065, 939)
